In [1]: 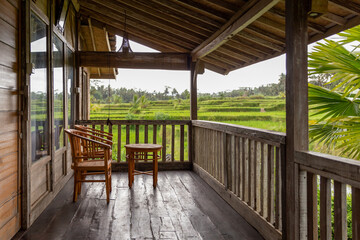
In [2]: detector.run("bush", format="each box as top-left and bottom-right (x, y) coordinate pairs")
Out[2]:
(125, 113), (137, 120)
(249, 94), (265, 99)
(154, 112), (170, 120)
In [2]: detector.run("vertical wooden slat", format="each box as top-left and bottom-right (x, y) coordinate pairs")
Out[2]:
(235, 136), (239, 197)
(307, 172), (318, 240)
(92, 124), (95, 129)
(223, 133), (228, 189)
(188, 123), (192, 163)
(334, 181), (346, 240)
(180, 125), (184, 162)
(153, 125), (157, 144)
(242, 137), (246, 201)
(109, 124), (112, 134)
(352, 187), (360, 240)
(320, 176), (331, 240)
(254, 141), (258, 210)
(248, 139), (254, 207)
(144, 125), (148, 143)
(117, 125), (121, 162)
(171, 125), (175, 162)
(260, 142), (265, 216)
(135, 125), (139, 144)
(299, 170), (307, 240)
(100, 125), (104, 132)
(162, 124), (166, 162)
(275, 146), (281, 229)
(267, 145), (274, 224)
(126, 125), (130, 144)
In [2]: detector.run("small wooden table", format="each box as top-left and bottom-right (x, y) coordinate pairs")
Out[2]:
(125, 144), (162, 188)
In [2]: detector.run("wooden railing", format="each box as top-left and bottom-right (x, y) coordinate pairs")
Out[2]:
(76, 120), (191, 165)
(295, 151), (360, 240)
(191, 120), (286, 240)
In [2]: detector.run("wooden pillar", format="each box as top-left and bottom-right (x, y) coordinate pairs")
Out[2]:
(190, 61), (198, 120)
(74, 12), (81, 121)
(20, 0), (31, 229)
(285, 0), (309, 239)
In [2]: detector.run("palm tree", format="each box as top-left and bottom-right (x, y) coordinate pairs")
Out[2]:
(308, 25), (360, 159)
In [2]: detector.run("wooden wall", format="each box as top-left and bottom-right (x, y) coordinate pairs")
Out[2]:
(0, 0), (21, 239)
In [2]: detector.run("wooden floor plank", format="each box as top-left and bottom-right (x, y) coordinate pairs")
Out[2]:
(19, 171), (263, 240)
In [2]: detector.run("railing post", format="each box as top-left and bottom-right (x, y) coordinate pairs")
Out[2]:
(285, 0), (309, 238)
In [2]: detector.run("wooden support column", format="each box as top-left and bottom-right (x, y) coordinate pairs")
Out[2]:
(20, 0), (31, 229)
(285, 0), (309, 239)
(190, 61), (198, 120)
(75, 12), (81, 121)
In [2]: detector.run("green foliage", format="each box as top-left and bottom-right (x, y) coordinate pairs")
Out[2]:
(249, 94), (265, 99)
(125, 113), (137, 120)
(308, 25), (360, 160)
(154, 112), (170, 120)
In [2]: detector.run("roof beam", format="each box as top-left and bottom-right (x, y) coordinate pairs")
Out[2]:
(78, 51), (191, 70)
(191, 0), (280, 61)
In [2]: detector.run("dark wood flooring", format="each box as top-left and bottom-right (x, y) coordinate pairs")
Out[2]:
(19, 171), (263, 240)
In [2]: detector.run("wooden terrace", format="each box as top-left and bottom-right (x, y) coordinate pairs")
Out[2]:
(20, 171), (263, 239)
(1, 0), (360, 240)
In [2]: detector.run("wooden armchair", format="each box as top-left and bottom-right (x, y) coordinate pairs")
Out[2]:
(74, 125), (113, 142)
(74, 125), (113, 158)
(65, 129), (112, 203)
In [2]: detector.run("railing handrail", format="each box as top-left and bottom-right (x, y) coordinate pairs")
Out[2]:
(192, 120), (286, 145)
(295, 150), (360, 187)
(76, 120), (191, 125)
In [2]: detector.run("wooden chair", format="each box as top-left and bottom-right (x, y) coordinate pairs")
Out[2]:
(65, 129), (112, 203)
(74, 125), (113, 158)
(74, 125), (113, 142)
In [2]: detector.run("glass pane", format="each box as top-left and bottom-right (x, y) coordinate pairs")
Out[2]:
(30, 13), (49, 162)
(67, 47), (74, 126)
(53, 35), (64, 150)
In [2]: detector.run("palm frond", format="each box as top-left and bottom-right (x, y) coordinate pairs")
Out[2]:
(308, 84), (360, 122)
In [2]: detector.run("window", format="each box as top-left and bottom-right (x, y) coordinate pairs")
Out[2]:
(53, 34), (64, 150)
(30, 12), (49, 162)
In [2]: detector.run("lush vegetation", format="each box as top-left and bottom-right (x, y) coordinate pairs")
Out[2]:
(308, 25), (360, 160)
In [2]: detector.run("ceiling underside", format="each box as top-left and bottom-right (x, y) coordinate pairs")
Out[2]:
(78, 0), (360, 75)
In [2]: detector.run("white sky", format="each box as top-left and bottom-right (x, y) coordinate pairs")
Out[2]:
(94, 36), (286, 94)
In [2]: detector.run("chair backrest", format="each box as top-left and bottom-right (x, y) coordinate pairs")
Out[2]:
(65, 129), (111, 165)
(74, 125), (113, 141)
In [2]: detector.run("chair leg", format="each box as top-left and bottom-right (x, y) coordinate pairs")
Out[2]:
(73, 170), (78, 202)
(109, 169), (112, 192)
(105, 170), (110, 204)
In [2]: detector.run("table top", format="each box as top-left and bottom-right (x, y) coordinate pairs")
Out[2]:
(124, 143), (162, 150)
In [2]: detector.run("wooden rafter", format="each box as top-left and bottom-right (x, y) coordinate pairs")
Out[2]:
(103, 27), (117, 78)
(80, 8), (190, 52)
(78, 52), (191, 70)
(87, 18), (101, 77)
(80, 5), (196, 50)
(88, 0), (204, 44)
(191, 0), (280, 61)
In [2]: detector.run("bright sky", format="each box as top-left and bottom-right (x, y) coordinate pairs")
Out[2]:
(94, 36), (286, 94)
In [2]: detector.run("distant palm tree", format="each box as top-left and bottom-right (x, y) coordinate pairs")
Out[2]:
(308, 25), (360, 159)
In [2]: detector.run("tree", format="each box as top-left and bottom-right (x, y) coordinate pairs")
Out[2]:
(308, 25), (360, 159)
(171, 88), (179, 98)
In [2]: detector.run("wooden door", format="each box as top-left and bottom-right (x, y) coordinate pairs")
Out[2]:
(0, 0), (21, 239)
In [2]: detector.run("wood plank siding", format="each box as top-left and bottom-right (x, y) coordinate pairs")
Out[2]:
(0, 0), (20, 239)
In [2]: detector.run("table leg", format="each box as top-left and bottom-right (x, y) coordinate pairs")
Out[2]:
(153, 151), (158, 188)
